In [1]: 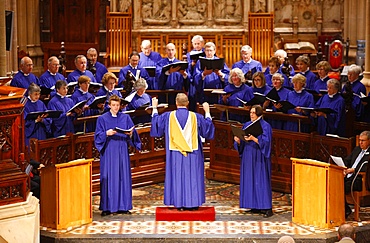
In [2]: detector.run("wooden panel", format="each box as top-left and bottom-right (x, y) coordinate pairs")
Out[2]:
(206, 119), (355, 194)
(220, 35), (246, 67)
(106, 7), (132, 67)
(41, 159), (93, 229)
(292, 158), (344, 228)
(248, 12), (274, 66)
(137, 35), (165, 56)
(166, 36), (189, 61)
(0, 87), (28, 206)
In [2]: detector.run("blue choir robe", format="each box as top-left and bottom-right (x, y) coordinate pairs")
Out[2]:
(96, 87), (122, 112)
(47, 94), (75, 137)
(10, 71), (39, 95)
(138, 51), (162, 67)
(231, 59), (262, 76)
(156, 58), (190, 105)
(193, 57), (230, 104)
(67, 69), (97, 83)
(219, 84), (254, 123)
(264, 64), (295, 78)
(126, 92), (152, 124)
(24, 98), (51, 146)
(315, 93), (346, 136)
(235, 118), (272, 210)
(118, 65), (150, 89)
(95, 111), (141, 212)
(342, 79), (366, 120)
(39, 71), (65, 88)
(94, 61), (108, 83)
(313, 76), (330, 93)
(300, 70), (317, 90)
(71, 89), (99, 132)
(284, 90), (314, 133)
(264, 72), (291, 88)
(150, 108), (215, 208)
(267, 87), (290, 130)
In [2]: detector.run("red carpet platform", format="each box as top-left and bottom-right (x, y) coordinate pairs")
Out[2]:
(155, 206), (215, 221)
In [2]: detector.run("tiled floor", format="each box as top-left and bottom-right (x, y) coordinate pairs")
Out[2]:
(40, 180), (370, 242)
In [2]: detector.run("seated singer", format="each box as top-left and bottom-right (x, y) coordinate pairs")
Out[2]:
(343, 130), (370, 218)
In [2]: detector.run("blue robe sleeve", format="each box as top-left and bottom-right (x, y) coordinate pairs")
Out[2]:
(150, 113), (167, 137)
(196, 115), (215, 140)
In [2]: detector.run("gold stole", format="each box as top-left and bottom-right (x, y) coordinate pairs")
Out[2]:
(169, 111), (198, 156)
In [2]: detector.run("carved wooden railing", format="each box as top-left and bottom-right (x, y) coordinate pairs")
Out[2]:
(207, 120), (355, 193)
(30, 126), (166, 195)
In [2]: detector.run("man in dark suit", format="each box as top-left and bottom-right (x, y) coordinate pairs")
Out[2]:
(343, 130), (370, 218)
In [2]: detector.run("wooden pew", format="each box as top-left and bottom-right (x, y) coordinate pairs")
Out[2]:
(30, 126), (166, 196)
(206, 120), (355, 193)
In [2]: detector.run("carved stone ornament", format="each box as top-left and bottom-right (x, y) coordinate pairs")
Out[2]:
(142, 0), (171, 25)
(214, 0), (242, 24)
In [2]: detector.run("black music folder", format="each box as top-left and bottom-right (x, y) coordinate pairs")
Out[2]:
(114, 126), (135, 134)
(25, 110), (62, 120)
(67, 100), (87, 113)
(199, 57), (225, 71)
(88, 95), (106, 110)
(189, 50), (205, 61)
(144, 66), (156, 77)
(161, 61), (189, 73)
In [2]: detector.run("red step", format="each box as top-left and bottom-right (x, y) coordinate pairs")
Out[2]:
(155, 206), (215, 221)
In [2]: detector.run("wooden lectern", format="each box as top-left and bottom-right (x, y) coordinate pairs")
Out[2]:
(40, 158), (93, 229)
(291, 158), (345, 229)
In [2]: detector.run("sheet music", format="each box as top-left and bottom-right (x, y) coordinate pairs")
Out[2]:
(330, 155), (346, 167)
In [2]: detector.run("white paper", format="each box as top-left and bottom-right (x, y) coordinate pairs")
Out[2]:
(330, 155), (346, 167)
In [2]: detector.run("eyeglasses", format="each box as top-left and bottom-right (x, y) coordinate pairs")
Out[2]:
(25, 64), (34, 67)
(52, 64), (61, 67)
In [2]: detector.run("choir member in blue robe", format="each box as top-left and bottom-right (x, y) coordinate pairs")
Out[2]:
(118, 51), (150, 89)
(186, 35), (205, 76)
(47, 80), (79, 137)
(150, 94), (215, 210)
(186, 36), (205, 111)
(95, 95), (141, 216)
(71, 76), (102, 133)
(342, 65), (366, 120)
(156, 43), (190, 105)
(193, 42), (230, 105)
(10, 57), (39, 94)
(234, 105), (273, 218)
(138, 40), (162, 90)
(251, 72), (272, 110)
(284, 74), (315, 133)
(296, 55), (317, 90)
(231, 45), (262, 79)
(219, 68), (254, 123)
(67, 55), (97, 84)
(264, 49), (295, 78)
(265, 73), (290, 129)
(314, 79), (346, 136)
(313, 61), (331, 93)
(24, 83), (51, 146)
(96, 72), (122, 112)
(126, 78), (152, 124)
(86, 48), (108, 83)
(264, 57), (291, 88)
(39, 56), (65, 89)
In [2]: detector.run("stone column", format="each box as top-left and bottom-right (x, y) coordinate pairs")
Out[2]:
(362, 0), (370, 92)
(0, 0), (6, 76)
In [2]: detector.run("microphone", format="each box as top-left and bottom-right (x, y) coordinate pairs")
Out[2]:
(320, 138), (331, 163)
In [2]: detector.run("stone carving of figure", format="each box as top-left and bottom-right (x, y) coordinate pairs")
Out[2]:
(153, 0), (161, 17)
(142, 3), (152, 19)
(158, 0), (171, 20)
(215, 0), (226, 18)
(254, 0), (266, 13)
(178, 0), (188, 18)
(119, 0), (132, 12)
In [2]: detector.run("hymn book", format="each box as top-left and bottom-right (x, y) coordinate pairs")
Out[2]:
(26, 110), (62, 120)
(199, 57), (225, 71)
(114, 126), (135, 134)
(161, 61), (189, 73)
(67, 100), (87, 113)
(284, 41), (316, 51)
(88, 96), (106, 110)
